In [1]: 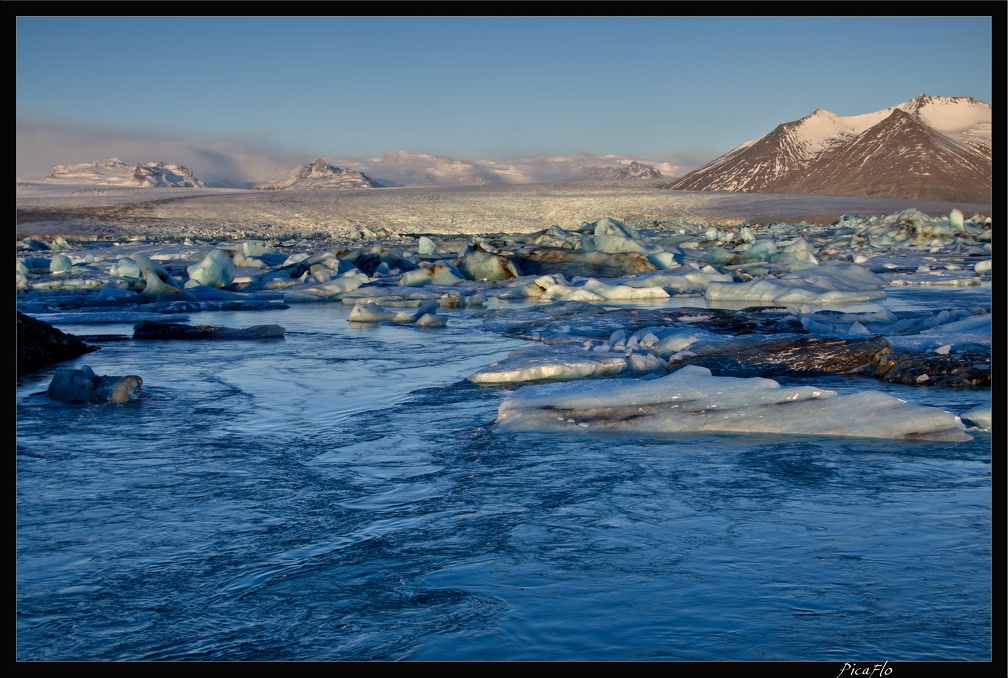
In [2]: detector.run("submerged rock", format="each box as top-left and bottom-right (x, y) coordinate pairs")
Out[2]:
(46, 365), (142, 404)
(133, 321), (286, 340)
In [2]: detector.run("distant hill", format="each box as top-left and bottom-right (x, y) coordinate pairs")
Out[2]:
(343, 151), (673, 187)
(45, 158), (208, 188)
(569, 160), (665, 181)
(666, 95), (991, 204)
(252, 159), (383, 190)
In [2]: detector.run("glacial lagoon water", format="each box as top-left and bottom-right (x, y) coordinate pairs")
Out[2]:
(16, 287), (992, 662)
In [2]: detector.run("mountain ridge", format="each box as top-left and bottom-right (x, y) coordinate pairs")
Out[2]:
(252, 159), (384, 190)
(45, 158), (208, 188)
(666, 94), (991, 203)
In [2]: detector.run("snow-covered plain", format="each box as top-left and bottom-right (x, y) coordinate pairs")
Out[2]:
(17, 183), (992, 441)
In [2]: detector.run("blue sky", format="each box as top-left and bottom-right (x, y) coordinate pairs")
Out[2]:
(16, 15), (993, 183)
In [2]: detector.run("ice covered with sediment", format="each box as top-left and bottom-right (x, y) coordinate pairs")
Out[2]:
(495, 365), (972, 442)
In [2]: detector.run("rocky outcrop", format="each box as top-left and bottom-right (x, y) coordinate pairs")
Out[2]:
(253, 159), (384, 190)
(17, 311), (98, 376)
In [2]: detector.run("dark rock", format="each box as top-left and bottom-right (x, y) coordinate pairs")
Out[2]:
(46, 365), (142, 403)
(868, 349), (991, 387)
(669, 336), (894, 377)
(133, 321), (286, 340)
(669, 334), (991, 387)
(17, 311), (99, 376)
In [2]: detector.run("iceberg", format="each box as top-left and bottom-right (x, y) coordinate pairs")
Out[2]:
(496, 365), (971, 442)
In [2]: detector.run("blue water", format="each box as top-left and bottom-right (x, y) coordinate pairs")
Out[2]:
(16, 297), (992, 661)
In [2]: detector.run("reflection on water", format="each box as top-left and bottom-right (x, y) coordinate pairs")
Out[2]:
(16, 300), (991, 661)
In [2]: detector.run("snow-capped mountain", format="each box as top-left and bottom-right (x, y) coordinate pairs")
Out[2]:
(45, 158), (208, 188)
(667, 95), (991, 204)
(252, 159), (383, 190)
(580, 159), (665, 179)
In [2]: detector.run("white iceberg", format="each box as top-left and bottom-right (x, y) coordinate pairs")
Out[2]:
(496, 365), (970, 442)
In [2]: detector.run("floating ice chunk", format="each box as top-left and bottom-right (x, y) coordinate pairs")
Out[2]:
(237, 241), (270, 257)
(799, 308), (899, 336)
(49, 253), (73, 274)
(400, 263), (464, 287)
(545, 285), (606, 302)
(541, 277), (670, 302)
(455, 245), (522, 280)
(20, 256), (52, 272)
(580, 279), (670, 301)
(282, 253), (310, 267)
(348, 301), (409, 323)
(973, 259), (991, 274)
(187, 249), (237, 288)
(134, 253), (187, 297)
(348, 300), (443, 327)
(585, 234), (653, 255)
(109, 257), (143, 279)
(779, 237), (819, 265)
(468, 344), (664, 385)
(283, 272), (369, 302)
(627, 266), (733, 293)
(603, 329), (626, 351)
(179, 282), (249, 300)
(528, 225), (583, 249)
(302, 269), (332, 286)
(707, 263), (885, 305)
(960, 405), (991, 429)
(591, 217), (640, 240)
(699, 247), (734, 266)
(949, 209), (964, 230)
(495, 365), (971, 441)
(920, 312), (991, 337)
(735, 239), (778, 264)
(646, 251), (682, 270)
(414, 313), (446, 328)
(417, 236), (437, 254)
